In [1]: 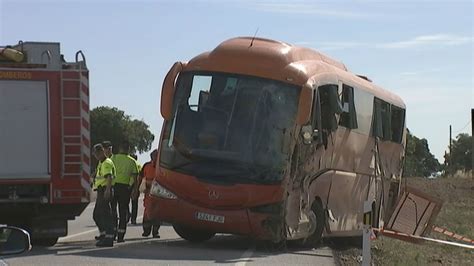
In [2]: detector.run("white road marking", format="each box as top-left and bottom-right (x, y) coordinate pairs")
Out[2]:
(58, 229), (98, 242)
(58, 215), (144, 242)
(235, 245), (255, 266)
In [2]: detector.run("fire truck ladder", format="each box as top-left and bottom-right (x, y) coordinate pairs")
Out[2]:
(59, 51), (90, 201)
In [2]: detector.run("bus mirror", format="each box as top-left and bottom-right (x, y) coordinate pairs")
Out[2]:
(296, 84), (313, 125)
(161, 62), (186, 120)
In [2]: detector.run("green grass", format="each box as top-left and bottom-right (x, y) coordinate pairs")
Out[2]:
(336, 176), (474, 265)
(371, 177), (474, 266)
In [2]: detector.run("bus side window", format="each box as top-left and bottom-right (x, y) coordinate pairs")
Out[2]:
(311, 87), (322, 144)
(391, 105), (405, 143)
(339, 84), (358, 129)
(317, 84), (342, 132)
(372, 98), (392, 141)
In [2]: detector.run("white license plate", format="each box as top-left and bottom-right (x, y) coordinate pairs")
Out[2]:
(196, 212), (225, 224)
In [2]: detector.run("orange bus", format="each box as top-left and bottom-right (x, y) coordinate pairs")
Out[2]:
(146, 37), (406, 245)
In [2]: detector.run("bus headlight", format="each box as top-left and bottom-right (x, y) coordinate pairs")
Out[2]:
(150, 180), (177, 199)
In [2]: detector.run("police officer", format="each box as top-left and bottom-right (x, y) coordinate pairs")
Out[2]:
(141, 149), (160, 238)
(102, 141), (113, 158)
(92, 143), (115, 247)
(94, 140), (114, 240)
(110, 140), (139, 242)
(129, 154), (141, 225)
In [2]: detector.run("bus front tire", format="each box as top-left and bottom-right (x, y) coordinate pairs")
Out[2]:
(299, 200), (325, 247)
(173, 225), (215, 243)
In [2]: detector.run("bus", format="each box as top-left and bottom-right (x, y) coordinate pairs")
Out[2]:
(146, 37), (406, 245)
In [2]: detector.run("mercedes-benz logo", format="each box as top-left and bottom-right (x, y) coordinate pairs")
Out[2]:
(208, 190), (219, 200)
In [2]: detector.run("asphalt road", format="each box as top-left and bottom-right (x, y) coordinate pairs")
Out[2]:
(1, 197), (336, 265)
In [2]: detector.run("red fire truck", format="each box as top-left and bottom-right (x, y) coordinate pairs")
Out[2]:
(0, 41), (91, 246)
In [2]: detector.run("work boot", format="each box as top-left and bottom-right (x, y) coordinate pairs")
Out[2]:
(152, 228), (160, 238)
(95, 235), (105, 240)
(117, 232), (125, 243)
(96, 238), (113, 247)
(142, 230), (151, 237)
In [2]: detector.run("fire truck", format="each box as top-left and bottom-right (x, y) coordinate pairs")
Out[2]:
(0, 41), (91, 246)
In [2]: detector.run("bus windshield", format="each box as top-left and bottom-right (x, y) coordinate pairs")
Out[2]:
(160, 72), (301, 183)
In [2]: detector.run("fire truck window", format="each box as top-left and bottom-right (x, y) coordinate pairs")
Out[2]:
(391, 105), (405, 143)
(339, 84), (358, 129)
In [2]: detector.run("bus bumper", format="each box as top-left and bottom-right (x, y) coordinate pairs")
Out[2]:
(146, 195), (281, 240)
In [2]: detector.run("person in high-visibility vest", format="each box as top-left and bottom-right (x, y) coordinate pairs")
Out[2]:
(129, 154), (141, 225)
(102, 141), (113, 158)
(110, 140), (139, 242)
(140, 149), (160, 238)
(92, 143), (116, 247)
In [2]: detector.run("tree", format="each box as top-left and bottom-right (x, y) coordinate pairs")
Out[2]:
(444, 133), (472, 174)
(403, 130), (440, 177)
(90, 106), (155, 154)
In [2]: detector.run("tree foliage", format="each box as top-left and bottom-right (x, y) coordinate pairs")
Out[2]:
(404, 130), (440, 177)
(444, 133), (472, 174)
(90, 106), (155, 154)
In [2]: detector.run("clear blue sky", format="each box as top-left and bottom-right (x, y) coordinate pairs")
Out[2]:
(1, 0), (472, 163)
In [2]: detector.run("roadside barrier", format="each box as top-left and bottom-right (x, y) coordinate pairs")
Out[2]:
(431, 225), (474, 244)
(374, 227), (474, 249)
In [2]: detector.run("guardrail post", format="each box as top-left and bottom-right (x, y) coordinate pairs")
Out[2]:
(362, 200), (372, 266)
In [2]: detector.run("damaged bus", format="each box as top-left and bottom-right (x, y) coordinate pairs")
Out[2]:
(146, 37), (406, 245)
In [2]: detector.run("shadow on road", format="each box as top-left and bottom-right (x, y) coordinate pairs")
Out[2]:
(7, 234), (334, 264)
(58, 235), (266, 264)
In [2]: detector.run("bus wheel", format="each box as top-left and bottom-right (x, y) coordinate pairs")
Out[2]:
(173, 225), (215, 243)
(32, 237), (58, 247)
(300, 200), (325, 247)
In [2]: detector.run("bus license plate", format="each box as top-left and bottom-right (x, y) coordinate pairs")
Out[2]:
(196, 212), (225, 224)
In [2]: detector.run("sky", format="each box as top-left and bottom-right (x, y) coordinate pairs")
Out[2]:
(0, 0), (472, 163)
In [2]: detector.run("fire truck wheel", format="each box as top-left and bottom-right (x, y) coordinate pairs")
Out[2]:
(32, 237), (58, 247)
(173, 225), (215, 243)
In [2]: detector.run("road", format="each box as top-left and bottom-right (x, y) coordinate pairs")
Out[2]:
(2, 197), (336, 265)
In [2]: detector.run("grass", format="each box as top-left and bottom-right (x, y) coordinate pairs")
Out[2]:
(336, 176), (474, 266)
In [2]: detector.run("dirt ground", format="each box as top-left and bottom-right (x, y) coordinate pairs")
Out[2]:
(335, 175), (474, 266)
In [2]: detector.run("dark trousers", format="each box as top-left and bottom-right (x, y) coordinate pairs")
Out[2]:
(143, 218), (160, 236)
(111, 183), (131, 239)
(130, 195), (139, 223)
(93, 187), (114, 238)
(143, 193), (160, 236)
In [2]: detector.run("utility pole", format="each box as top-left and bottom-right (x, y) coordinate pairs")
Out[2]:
(449, 125), (452, 154)
(449, 124), (452, 170)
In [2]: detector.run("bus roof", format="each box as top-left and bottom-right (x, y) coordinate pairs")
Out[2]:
(184, 37), (405, 108)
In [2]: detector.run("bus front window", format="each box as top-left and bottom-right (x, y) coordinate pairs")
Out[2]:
(160, 72), (301, 183)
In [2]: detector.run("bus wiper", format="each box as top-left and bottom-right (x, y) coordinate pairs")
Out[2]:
(218, 165), (278, 181)
(169, 141), (246, 171)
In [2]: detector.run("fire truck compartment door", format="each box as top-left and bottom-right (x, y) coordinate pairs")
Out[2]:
(0, 80), (50, 179)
